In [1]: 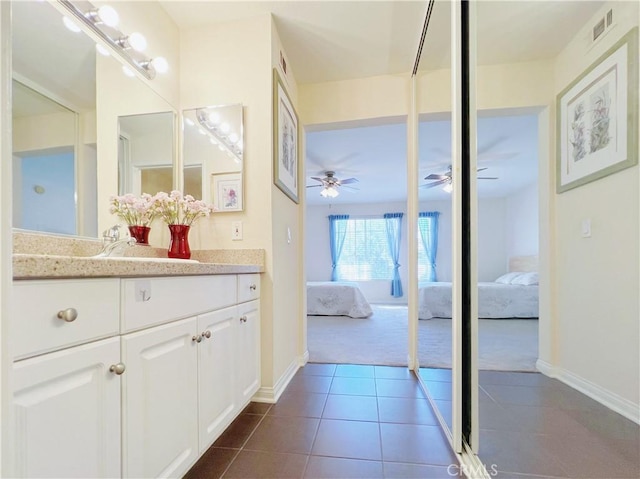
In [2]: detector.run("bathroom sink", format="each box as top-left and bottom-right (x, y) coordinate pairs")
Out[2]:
(94, 256), (199, 263)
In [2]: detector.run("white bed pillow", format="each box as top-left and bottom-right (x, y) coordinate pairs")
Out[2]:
(511, 272), (539, 286)
(495, 272), (523, 284)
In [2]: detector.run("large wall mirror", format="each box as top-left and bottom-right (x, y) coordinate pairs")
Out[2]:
(182, 105), (244, 212)
(11, 0), (178, 238)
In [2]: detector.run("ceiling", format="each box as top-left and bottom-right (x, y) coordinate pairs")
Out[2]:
(159, 1), (604, 206)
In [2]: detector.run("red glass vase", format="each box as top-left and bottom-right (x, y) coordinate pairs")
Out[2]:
(167, 224), (191, 259)
(128, 225), (150, 245)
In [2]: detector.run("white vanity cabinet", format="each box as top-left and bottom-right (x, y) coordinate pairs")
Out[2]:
(11, 279), (122, 479)
(10, 272), (261, 479)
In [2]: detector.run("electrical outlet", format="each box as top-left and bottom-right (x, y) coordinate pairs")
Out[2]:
(232, 221), (243, 241)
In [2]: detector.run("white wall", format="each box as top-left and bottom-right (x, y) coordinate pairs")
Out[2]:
(505, 181), (539, 259)
(550, 1), (639, 415)
(306, 197), (508, 303)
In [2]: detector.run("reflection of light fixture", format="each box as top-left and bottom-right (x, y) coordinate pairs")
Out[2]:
(122, 66), (135, 78)
(443, 181), (453, 193)
(96, 43), (110, 56)
(194, 108), (243, 160)
(184, 118), (195, 127)
(320, 186), (339, 198)
(57, 0), (168, 80)
(63, 16), (82, 32)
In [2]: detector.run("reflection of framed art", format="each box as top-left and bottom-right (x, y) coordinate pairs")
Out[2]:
(556, 27), (638, 193)
(211, 173), (242, 212)
(273, 68), (299, 203)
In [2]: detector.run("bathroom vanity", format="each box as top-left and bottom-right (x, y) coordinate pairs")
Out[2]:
(10, 252), (263, 478)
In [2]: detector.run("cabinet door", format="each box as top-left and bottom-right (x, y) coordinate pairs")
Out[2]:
(197, 306), (237, 452)
(237, 300), (260, 405)
(12, 337), (121, 478)
(122, 318), (198, 479)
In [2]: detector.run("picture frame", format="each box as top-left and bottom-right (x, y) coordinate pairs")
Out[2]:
(273, 68), (300, 203)
(556, 27), (638, 193)
(211, 172), (242, 212)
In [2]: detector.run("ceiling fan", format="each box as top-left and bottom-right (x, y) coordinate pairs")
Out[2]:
(422, 165), (498, 191)
(306, 171), (359, 198)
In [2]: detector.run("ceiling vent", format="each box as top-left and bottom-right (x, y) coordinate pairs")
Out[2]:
(592, 9), (614, 45)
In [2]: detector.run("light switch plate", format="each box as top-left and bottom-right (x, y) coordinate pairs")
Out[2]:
(581, 218), (591, 238)
(232, 221), (243, 240)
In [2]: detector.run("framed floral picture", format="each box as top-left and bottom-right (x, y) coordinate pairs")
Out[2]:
(211, 173), (242, 212)
(273, 68), (299, 203)
(556, 27), (638, 193)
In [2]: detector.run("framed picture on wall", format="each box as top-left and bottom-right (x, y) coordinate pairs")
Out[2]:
(211, 173), (242, 212)
(273, 68), (300, 204)
(556, 27), (638, 193)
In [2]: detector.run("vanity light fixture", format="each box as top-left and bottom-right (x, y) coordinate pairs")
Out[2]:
(56, 0), (168, 80)
(122, 66), (135, 78)
(96, 43), (110, 56)
(63, 16), (82, 33)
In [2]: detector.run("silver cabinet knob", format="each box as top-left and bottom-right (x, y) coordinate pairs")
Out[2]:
(202, 330), (211, 339)
(192, 335), (202, 343)
(57, 308), (78, 322)
(249, 284), (257, 291)
(240, 315), (248, 323)
(109, 363), (126, 375)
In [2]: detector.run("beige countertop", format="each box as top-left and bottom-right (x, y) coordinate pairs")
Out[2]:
(13, 254), (264, 279)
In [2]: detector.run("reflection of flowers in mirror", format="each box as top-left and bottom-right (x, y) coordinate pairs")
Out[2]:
(109, 193), (158, 226)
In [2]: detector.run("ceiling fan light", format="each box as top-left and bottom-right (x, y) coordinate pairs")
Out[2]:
(443, 182), (453, 193)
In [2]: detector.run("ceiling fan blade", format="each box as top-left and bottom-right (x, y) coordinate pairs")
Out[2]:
(421, 179), (449, 189)
(306, 184), (323, 188)
(339, 178), (359, 185)
(310, 177), (324, 182)
(477, 167), (488, 173)
(478, 177), (499, 180)
(424, 174), (449, 180)
(342, 185), (359, 191)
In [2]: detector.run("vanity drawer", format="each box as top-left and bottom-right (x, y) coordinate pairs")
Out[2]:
(237, 274), (260, 303)
(121, 275), (237, 332)
(12, 279), (120, 360)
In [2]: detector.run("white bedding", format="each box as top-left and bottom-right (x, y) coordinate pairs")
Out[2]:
(307, 281), (373, 318)
(418, 282), (538, 319)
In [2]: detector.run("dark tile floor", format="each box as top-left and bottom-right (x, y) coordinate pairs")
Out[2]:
(420, 368), (640, 479)
(185, 364), (458, 478)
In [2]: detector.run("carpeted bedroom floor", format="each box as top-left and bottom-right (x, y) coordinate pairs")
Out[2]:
(307, 304), (538, 371)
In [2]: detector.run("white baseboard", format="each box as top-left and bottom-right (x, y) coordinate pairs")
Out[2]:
(300, 349), (309, 365)
(252, 356), (301, 404)
(536, 359), (639, 424)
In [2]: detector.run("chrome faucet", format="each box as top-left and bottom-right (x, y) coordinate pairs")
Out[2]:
(94, 225), (137, 257)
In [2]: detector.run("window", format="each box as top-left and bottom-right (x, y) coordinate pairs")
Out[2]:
(336, 218), (394, 281)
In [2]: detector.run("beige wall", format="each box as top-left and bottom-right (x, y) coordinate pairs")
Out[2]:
(180, 14), (304, 395)
(551, 1), (639, 411)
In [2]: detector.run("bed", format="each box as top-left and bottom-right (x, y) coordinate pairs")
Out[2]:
(418, 256), (539, 319)
(307, 281), (373, 318)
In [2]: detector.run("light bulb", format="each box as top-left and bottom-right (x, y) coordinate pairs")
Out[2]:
(122, 66), (135, 77)
(220, 122), (230, 134)
(208, 112), (221, 125)
(63, 16), (82, 33)
(97, 5), (119, 27)
(96, 44), (110, 56)
(228, 133), (239, 144)
(320, 188), (329, 198)
(443, 182), (453, 193)
(151, 57), (169, 74)
(128, 32), (147, 52)
(328, 187), (339, 198)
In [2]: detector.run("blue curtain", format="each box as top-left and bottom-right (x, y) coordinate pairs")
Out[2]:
(384, 212), (403, 297)
(328, 214), (349, 281)
(418, 211), (440, 282)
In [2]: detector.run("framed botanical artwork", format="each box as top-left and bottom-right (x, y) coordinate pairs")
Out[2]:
(556, 27), (638, 193)
(273, 68), (299, 203)
(211, 173), (242, 212)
